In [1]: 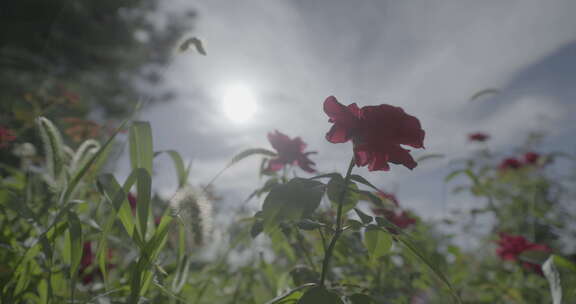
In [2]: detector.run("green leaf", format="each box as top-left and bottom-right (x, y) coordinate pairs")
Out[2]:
(445, 169), (466, 182)
(543, 255), (562, 304)
(416, 154), (445, 162)
(553, 255), (576, 272)
(179, 37), (207, 55)
(297, 286), (343, 304)
(155, 150), (189, 188)
(262, 178), (325, 232)
(129, 121), (154, 175)
(469, 88), (500, 102)
(297, 219), (325, 230)
(363, 225), (392, 264)
(264, 283), (315, 304)
(327, 174), (359, 213)
(96, 174), (134, 235)
(67, 211), (83, 278)
(230, 148), (276, 166)
(395, 235), (462, 303)
(135, 168), (152, 240)
(354, 208), (373, 224)
(349, 175), (380, 192)
(310, 173), (341, 180)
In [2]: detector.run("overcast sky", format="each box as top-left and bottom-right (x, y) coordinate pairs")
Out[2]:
(122, 0), (576, 221)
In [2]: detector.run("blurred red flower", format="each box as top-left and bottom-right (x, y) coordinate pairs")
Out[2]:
(323, 96), (425, 171)
(468, 132), (489, 142)
(128, 192), (137, 213)
(372, 208), (416, 229)
(375, 190), (399, 207)
(128, 192), (162, 225)
(496, 233), (550, 274)
(266, 130), (316, 173)
(0, 126), (16, 148)
(498, 157), (522, 170)
(79, 242), (114, 284)
(523, 152), (540, 165)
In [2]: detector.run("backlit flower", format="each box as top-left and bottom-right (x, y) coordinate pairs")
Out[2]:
(468, 132), (489, 142)
(496, 233), (550, 274)
(523, 152), (540, 165)
(266, 130), (316, 173)
(323, 96), (425, 171)
(375, 190), (399, 207)
(372, 208), (416, 229)
(498, 157), (522, 170)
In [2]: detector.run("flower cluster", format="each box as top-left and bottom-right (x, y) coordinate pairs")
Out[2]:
(371, 190), (416, 231)
(498, 152), (543, 171)
(496, 233), (550, 273)
(0, 126), (16, 149)
(323, 96), (425, 171)
(468, 132), (490, 142)
(79, 242), (114, 284)
(266, 130), (316, 173)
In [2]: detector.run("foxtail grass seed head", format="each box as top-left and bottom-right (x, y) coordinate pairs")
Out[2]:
(170, 185), (213, 248)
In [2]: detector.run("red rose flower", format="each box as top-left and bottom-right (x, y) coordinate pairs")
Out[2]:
(0, 126), (16, 148)
(498, 157), (522, 170)
(266, 130), (316, 173)
(375, 190), (399, 207)
(372, 208), (416, 229)
(323, 96), (425, 171)
(496, 233), (550, 274)
(523, 152), (540, 165)
(468, 132), (489, 142)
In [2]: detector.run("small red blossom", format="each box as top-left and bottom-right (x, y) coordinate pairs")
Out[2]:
(323, 96), (425, 171)
(128, 192), (137, 213)
(372, 208), (416, 229)
(79, 242), (114, 284)
(468, 132), (489, 142)
(375, 190), (399, 207)
(128, 192), (162, 225)
(496, 233), (550, 274)
(498, 157), (522, 170)
(523, 152), (540, 165)
(0, 126), (16, 148)
(266, 130), (316, 173)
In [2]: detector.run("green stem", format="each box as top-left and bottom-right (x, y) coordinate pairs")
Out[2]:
(319, 157), (355, 286)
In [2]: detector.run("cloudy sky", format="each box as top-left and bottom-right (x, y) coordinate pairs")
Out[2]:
(124, 0), (576, 220)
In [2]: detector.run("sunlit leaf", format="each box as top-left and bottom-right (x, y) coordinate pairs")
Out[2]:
(364, 225), (392, 264)
(155, 150), (189, 188)
(129, 121), (154, 175)
(264, 283), (315, 304)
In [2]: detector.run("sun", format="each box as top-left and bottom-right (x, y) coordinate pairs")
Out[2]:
(221, 84), (258, 123)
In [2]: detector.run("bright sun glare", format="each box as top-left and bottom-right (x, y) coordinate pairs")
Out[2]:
(221, 84), (258, 123)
